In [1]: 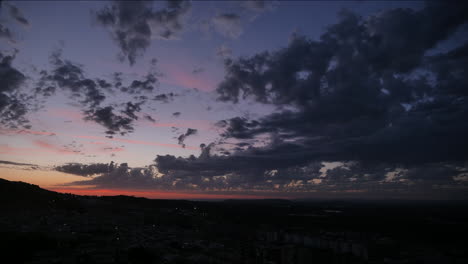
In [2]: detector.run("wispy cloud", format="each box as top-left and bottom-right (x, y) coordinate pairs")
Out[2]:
(1, 128), (199, 150)
(73, 135), (199, 150)
(33, 140), (81, 155)
(0, 160), (37, 166)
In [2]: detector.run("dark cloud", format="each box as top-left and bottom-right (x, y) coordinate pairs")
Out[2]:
(0, 24), (14, 42)
(33, 49), (160, 136)
(0, 3), (28, 43)
(63, 144), (307, 191)
(177, 128), (197, 147)
(43, 52), (106, 108)
(0, 51), (30, 128)
(156, 142), (317, 176)
(150, 144), (363, 192)
(95, 0), (191, 65)
(153, 92), (176, 103)
(84, 105), (137, 137)
(56, 162), (115, 177)
(121, 101), (143, 120)
(143, 114), (156, 123)
(103, 1), (468, 195)
(219, 117), (260, 139)
(0, 160), (37, 167)
(215, 2), (468, 165)
(192, 67), (204, 74)
(0, 52), (25, 94)
(403, 164), (462, 183)
(172, 111), (181, 117)
(121, 73), (158, 93)
(6, 2), (29, 26)
(117, 60), (160, 95)
(97, 79), (113, 90)
(64, 162), (162, 189)
(58, 154), (466, 197)
(427, 42), (468, 96)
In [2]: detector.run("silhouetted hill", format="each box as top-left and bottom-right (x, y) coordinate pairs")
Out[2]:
(0, 178), (55, 206)
(0, 178), (81, 211)
(0, 178), (52, 197)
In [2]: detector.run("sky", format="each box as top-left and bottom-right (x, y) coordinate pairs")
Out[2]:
(1, 0), (467, 200)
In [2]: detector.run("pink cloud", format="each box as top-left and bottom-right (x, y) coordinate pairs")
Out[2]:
(0, 129), (56, 136)
(151, 123), (179, 127)
(0, 142), (79, 156)
(33, 140), (80, 155)
(47, 108), (84, 121)
(0, 144), (31, 155)
(89, 141), (107, 145)
(162, 63), (218, 92)
(80, 140), (125, 154)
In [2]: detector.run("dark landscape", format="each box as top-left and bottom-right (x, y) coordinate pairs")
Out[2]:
(1, 178), (467, 264)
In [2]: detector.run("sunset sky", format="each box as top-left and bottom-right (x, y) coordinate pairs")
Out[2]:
(1, 0), (467, 200)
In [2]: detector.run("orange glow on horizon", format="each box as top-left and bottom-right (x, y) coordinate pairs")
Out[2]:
(50, 187), (280, 200)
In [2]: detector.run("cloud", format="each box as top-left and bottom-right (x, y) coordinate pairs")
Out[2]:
(56, 162), (115, 177)
(204, 1), (276, 40)
(33, 49), (161, 136)
(74, 134), (199, 150)
(121, 73), (158, 93)
(0, 24), (14, 42)
(219, 117), (261, 139)
(33, 140), (81, 155)
(84, 106), (136, 137)
(95, 1), (468, 196)
(56, 148), (467, 198)
(6, 2), (29, 26)
(35, 50), (141, 135)
(0, 3), (29, 43)
(211, 13), (243, 39)
(121, 101), (143, 120)
(0, 160), (37, 167)
(177, 128), (197, 147)
(192, 67), (204, 74)
(216, 44), (232, 59)
(143, 114), (156, 123)
(94, 0), (191, 65)
(215, 2), (468, 165)
(63, 162), (163, 189)
(0, 52), (25, 94)
(61, 152), (290, 191)
(42, 50), (106, 108)
(0, 51), (31, 129)
(153, 92), (177, 103)
(240, 0), (276, 13)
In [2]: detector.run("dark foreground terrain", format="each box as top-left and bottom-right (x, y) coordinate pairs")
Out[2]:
(1, 178), (467, 264)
